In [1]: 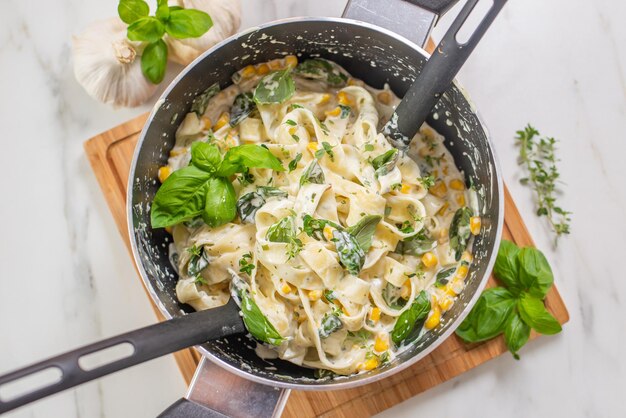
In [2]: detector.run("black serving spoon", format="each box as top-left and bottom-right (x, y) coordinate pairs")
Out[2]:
(383, 0), (508, 150)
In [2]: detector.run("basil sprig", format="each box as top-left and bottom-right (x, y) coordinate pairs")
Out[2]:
(118, 0), (213, 84)
(456, 240), (562, 359)
(151, 142), (284, 229)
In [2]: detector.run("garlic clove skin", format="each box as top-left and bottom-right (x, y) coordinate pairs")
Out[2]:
(72, 18), (157, 108)
(165, 0), (242, 66)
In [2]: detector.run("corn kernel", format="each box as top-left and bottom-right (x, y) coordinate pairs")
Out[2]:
(158, 166), (171, 183)
(424, 307), (441, 330)
(400, 280), (411, 299)
(281, 283), (292, 294)
(319, 93), (331, 104)
(325, 106), (342, 117)
(470, 216), (482, 235)
(241, 65), (256, 78)
(449, 179), (465, 191)
(285, 55), (298, 68)
(400, 183), (411, 194)
(436, 201), (449, 216)
(323, 225), (334, 241)
(374, 335), (389, 352)
(450, 279), (464, 295)
(215, 112), (230, 130)
(169, 147), (186, 157)
(268, 59), (282, 70)
(307, 142), (319, 153)
(429, 181), (448, 198)
(438, 295), (454, 311)
(256, 63), (270, 75)
(360, 357), (379, 371)
(377, 91), (392, 105)
(456, 265), (469, 280)
(201, 116), (212, 130)
(337, 91), (354, 106)
(442, 165), (449, 176)
(370, 307), (381, 323)
(456, 194), (466, 206)
(164, 226), (173, 234)
(308, 289), (322, 301)
(347, 78), (359, 86)
(421, 252), (438, 268)
(445, 283), (458, 297)
(289, 126), (298, 136)
(461, 251), (473, 263)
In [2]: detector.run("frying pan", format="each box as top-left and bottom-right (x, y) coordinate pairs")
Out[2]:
(0, 1), (504, 416)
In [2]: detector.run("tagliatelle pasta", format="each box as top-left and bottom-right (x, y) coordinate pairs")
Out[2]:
(159, 56), (480, 376)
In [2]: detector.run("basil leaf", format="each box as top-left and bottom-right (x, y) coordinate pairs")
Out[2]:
(288, 153), (302, 172)
(518, 247), (554, 299)
(435, 267), (456, 288)
(187, 248), (209, 277)
(191, 142), (222, 173)
(319, 311), (343, 338)
(254, 70), (296, 104)
(165, 9), (213, 39)
(395, 230), (437, 256)
(449, 207), (473, 261)
(391, 290), (430, 345)
(294, 59), (348, 87)
(239, 286), (284, 345)
(455, 287), (516, 342)
(346, 215), (382, 252)
(266, 216), (296, 243)
(191, 83), (220, 115)
(257, 186), (288, 200)
(236, 192), (265, 224)
(332, 230), (365, 275)
(118, 0), (149, 24)
(202, 177), (236, 227)
(127, 16), (165, 43)
(494, 239), (522, 293)
(217, 144), (285, 177)
(383, 282), (407, 310)
(141, 39), (168, 84)
(301, 215), (341, 241)
(299, 160), (325, 186)
(323, 289), (337, 303)
(230, 92), (256, 126)
(504, 312), (530, 359)
(517, 293), (562, 335)
(155, 0), (170, 21)
(151, 165), (212, 228)
(371, 149), (399, 177)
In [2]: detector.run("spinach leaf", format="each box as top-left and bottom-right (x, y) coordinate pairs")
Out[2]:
(449, 207), (473, 261)
(517, 293), (562, 335)
(504, 312), (530, 359)
(254, 70), (296, 104)
(187, 246), (209, 276)
(127, 17), (165, 43)
(493, 239), (522, 293)
(151, 165), (212, 228)
(395, 231), (436, 256)
(299, 160), (325, 186)
(217, 144), (284, 177)
(118, 0), (149, 24)
(141, 39), (168, 84)
(266, 216), (296, 243)
(346, 215), (382, 252)
(233, 277), (284, 345)
(518, 247), (554, 299)
(455, 287), (516, 342)
(165, 9), (213, 39)
(202, 177), (236, 227)
(191, 83), (220, 115)
(391, 290), (430, 345)
(383, 282), (407, 310)
(294, 59), (348, 87)
(236, 192), (265, 223)
(319, 310), (343, 338)
(230, 92), (256, 126)
(191, 142), (221, 173)
(332, 229), (365, 275)
(435, 267), (456, 288)
(371, 149), (399, 177)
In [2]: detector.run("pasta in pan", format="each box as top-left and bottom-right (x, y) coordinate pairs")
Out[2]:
(156, 55), (481, 375)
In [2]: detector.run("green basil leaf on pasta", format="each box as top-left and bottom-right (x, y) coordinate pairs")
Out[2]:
(151, 165), (212, 228)
(517, 247), (554, 299)
(332, 229), (365, 275)
(319, 310), (343, 338)
(254, 70), (296, 104)
(371, 149), (399, 177)
(299, 160), (325, 186)
(449, 207), (473, 261)
(294, 59), (348, 87)
(218, 144), (285, 177)
(127, 16), (165, 43)
(235, 281), (284, 345)
(494, 239), (522, 293)
(230, 92), (256, 126)
(455, 287), (516, 343)
(236, 192), (265, 224)
(191, 83), (221, 116)
(391, 290), (430, 345)
(504, 312), (531, 359)
(202, 176), (236, 227)
(517, 293), (562, 335)
(383, 282), (407, 310)
(187, 245), (209, 277)
(191, 142), (222, 173)
(435, 267), (456, 288)
(395, 230), (437, 256)
(346, 215), (381, 252)
(165, 8), (213, 39)
(266, 216), (296, 243)
(141, 39), (168, 84)
(118, 0), (150, 24)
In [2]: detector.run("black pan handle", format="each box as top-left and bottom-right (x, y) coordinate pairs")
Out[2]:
(404, 0), (459, 15)
(384, 0), (509, 149)
(0, 301), (244, 415)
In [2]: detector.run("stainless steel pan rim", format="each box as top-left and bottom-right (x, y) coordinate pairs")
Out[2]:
(127, 16), (504, 391)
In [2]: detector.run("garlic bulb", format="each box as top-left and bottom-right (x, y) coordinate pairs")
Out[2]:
(72, 18), (157, 108)
(165, 0), (242, 66)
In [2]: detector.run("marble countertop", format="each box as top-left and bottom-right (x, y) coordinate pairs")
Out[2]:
(1, 0), (624, 417)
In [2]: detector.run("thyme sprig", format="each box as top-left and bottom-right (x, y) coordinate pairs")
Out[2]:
(515, 125), (571, 244)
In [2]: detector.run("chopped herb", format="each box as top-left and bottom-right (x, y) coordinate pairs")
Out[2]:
(418, 175), (436, 189)
(299, 160), (325, 185)
(285, 119), (297, 126)
(323, 289), (337, 303)
(315, 141), (335, 161)
(339, 105), (351, 118)
(288, 153), (302, 172)
(371, 149), (399, 177)
(291, 134), (300, 142)
(194, 274), (208, 285)
(364, 144), (374, 152)
(239, 252), (255, 275)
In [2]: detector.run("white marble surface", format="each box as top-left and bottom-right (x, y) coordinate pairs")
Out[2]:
(1, 0), (624, 417)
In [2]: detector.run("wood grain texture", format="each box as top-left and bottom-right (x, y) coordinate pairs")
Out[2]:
(84, 115), (569, 417)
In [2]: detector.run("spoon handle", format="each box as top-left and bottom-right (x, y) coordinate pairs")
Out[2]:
(0, 301), (244, 415)
(384, 0), (508, 149)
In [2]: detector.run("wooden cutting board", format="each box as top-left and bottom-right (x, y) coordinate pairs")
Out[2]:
(84, 115), (569, 418)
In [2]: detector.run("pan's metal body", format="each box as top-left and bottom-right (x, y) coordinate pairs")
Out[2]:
(127, 16), (503, 391)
